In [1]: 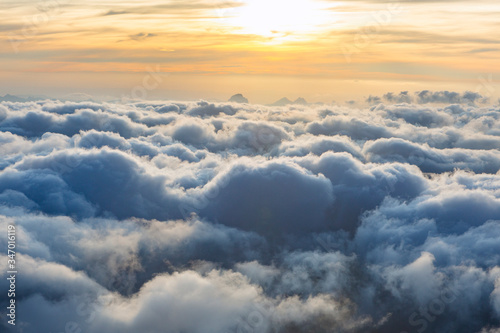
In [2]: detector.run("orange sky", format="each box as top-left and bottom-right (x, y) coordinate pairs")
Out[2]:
(1, 0), (499, 103)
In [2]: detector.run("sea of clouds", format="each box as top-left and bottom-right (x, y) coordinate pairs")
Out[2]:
(0, 95), (499, 332)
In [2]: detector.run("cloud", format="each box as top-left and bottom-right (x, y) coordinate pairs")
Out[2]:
(306, 115), (392, 140)
(364, 138), (500, 174)
(416, 90), (487, 104)
(187, 101), (238, 117)
(13, 148), (186, 220)
(382, 105), (453, 127)
(199, 159), (335, 235)
(1, 97), (500, 332)
(383, 91), (412, 104)
(0, 103), (151, 138)
(364, 90), (489, 106)
(129, 32), (157, 41)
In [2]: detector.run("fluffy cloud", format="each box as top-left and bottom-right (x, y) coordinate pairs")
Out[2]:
(364, 90), (489, 106)
(198, 159), (335, 235)
(364, 138), (500, 174)
(1, 98), (500, 332)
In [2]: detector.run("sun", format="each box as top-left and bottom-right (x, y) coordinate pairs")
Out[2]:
(219, 0), (333, 39)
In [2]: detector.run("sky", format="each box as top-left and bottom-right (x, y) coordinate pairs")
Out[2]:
(1, 0), (500, 103)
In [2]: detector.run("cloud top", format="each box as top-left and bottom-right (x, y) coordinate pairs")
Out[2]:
(0, 96), (499, 332)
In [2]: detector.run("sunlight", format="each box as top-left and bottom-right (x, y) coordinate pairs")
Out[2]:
(220, 0), (333, 39)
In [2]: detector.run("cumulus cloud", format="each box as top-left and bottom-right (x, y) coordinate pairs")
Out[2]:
(306, 115), (391, 140)
(416, 90), (487, 104)
(383, 91), (412, 104)
(199, 159), (335, 235)
(363, 90), (489, 106)
(1, 98), (500, 332)
(364, 138), (500, 174)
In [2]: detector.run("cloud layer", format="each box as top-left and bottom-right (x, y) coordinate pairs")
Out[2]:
(0, 97), (499, 332)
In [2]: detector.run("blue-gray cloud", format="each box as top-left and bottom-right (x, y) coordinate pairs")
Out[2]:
(0, 96), (499, 333)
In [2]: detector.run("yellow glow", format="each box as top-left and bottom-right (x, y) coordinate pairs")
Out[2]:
(220, 0), (333, 39)
(2, 0), (500, 101)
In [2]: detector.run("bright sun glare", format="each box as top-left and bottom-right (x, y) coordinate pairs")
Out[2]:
(219, 0), (333, 39)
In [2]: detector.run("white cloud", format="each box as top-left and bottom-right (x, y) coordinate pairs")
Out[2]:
(1, 97), (500, 332)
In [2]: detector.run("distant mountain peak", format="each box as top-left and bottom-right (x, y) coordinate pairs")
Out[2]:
(293, 97), (308, 105)
(228, 94), (249, 103)
(271, 97), (308, 106)
(271, 97), (292, 106)
(0, 94), (47, 102)
(0, 94), (27, 102)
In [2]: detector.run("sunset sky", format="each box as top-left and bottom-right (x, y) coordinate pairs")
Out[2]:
(1, 0), (500, 103)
